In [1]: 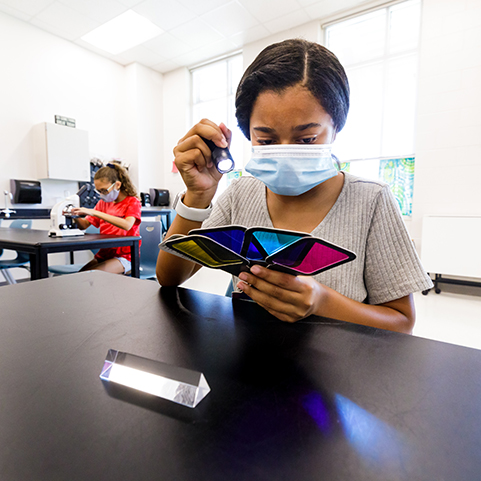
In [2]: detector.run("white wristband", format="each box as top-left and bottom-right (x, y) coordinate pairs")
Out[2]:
(173, 192), (213, 222)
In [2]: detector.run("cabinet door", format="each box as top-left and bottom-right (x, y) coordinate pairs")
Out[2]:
(421, 216), (481, 278)
(37, 123), (90, 181)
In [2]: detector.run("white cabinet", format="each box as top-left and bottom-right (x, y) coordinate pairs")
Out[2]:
(421, 216), (481, 278)
(35, 122), (90, 181)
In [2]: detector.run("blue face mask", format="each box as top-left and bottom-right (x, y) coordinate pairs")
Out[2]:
(245, 144), (338, 196)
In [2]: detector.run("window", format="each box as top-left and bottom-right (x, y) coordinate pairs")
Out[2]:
(191, 54), (244, 199)
(325, 0), (421, 171)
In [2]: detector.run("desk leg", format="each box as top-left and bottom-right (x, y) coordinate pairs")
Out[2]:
(29, 254), (39, 280)
(37, 249), (49, 279)
(131, 240), (140, 278)
(29, 251), (49, 280)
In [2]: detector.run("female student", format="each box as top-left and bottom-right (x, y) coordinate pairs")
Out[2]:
(156, 38), (433, 333)
(71, 162), (141, 275)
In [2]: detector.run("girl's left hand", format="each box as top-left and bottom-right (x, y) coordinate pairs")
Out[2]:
(237, 265), (326, 323)
(69, 207), (94, 217)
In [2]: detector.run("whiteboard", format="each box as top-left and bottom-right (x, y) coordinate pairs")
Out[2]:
(421, 216), (481, 278)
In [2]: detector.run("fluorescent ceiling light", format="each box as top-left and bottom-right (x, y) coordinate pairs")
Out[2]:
(81, 10), (163, 55)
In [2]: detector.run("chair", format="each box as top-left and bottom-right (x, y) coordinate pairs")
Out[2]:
(138, 220), (163, 280)
(0, 219), (32, 285)
(48, 225), (100, 275)
(49, 221), (162, 279)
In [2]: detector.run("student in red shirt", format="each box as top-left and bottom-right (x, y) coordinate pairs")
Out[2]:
(71, 162), (141, 274)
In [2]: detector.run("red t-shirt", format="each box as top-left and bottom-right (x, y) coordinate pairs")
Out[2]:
(86, 196), (141, 262)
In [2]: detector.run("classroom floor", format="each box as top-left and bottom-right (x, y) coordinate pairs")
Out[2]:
(183, 268), (481, 351)
(413, 287), (481, 350)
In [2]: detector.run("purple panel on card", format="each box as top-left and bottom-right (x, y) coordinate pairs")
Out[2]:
(270, 238), (352, 275)
(292, 242), (349, 274)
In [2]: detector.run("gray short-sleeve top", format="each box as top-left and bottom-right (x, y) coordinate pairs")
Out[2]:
(202, 173), (433, 304)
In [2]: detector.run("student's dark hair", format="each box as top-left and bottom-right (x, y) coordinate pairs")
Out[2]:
(95, 163), (138, 197)
(235, 38), (350, 139)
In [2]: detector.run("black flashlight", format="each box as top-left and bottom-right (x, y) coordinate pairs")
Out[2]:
(201, 137), (235, 174)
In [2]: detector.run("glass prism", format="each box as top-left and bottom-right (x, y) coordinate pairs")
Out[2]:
(100, 349), (210, 408)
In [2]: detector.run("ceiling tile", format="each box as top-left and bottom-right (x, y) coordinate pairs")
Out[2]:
(176, 0), (230, 16)
(116, 44), (166, 66)
(239, 0), (303, 23)
(29, 16), (78, 41)
(264, 8), (311, 34)
(33, 2), (100, 39)
(0, 0), (55, 17)
(133, 0), (197, 31)
(229, 23), (270, 47)
(197, 37), (239, 58)
(151, 59), (183, 74)
(175, 37), (238, 67)
(0, 3), (33, 21)
(297, 0), (323, 6)
(115, 0), (143, 7)
(58, 0), (127, 24)
(200, 2), (259, 37)
(143, 32), (193, 59)
(340, 0), (371, 11)
(74, 38), (130, 64)
(169, 18), (224, 48)
(304, 0), (358, 19)
(0, 0), (370, 74)
(169, 49), (201, 68)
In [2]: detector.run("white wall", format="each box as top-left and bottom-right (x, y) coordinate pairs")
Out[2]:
(0, 11), (163, 209)
(411, 0), (481, 251)
(123, 63), (164, 193)
(161, 67), (191, 200)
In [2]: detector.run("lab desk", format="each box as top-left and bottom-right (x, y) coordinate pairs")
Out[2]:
(0, 227), (140, 279)
(1, 271), (481, 480)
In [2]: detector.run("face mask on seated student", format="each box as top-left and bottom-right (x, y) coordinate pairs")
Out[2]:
(96, 182), (120, 203)
(245, 143), (338, 196)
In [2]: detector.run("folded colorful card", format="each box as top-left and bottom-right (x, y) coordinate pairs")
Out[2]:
(159, 226), (356, 278)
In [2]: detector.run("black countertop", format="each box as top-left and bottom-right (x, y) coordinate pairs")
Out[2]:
(2, 271), (481, 480)
(1, 207), (173, 220)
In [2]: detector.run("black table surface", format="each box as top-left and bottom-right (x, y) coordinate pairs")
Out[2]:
(0, 226), (140, 253)
(0, 226), (141, 279)
(1, 272), (481, 480)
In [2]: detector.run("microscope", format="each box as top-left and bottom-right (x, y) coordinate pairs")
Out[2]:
(1, 190), (16, 218)
(48, 185), (87, 237)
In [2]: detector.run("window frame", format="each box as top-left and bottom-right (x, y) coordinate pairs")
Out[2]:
(190, 53), (244, 200)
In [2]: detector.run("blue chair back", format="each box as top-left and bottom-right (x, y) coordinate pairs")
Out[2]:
(0, 219), (32, 284)
(10, 219), (32, 229)
(139, 220), (162, 279)
(47, 224), (101, 276)
(85, 224), (100, 255)
(6, 219), (32, 263)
